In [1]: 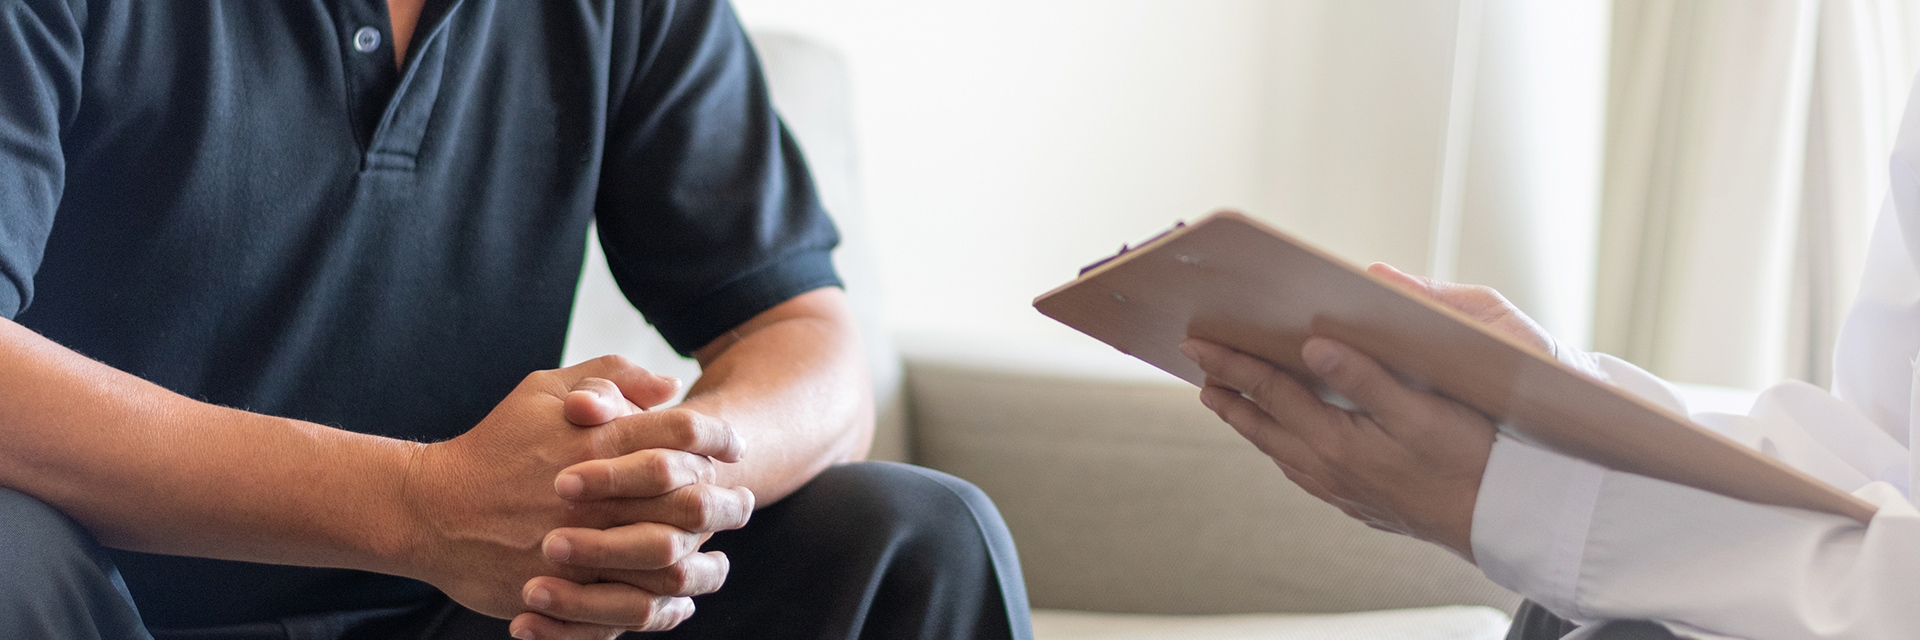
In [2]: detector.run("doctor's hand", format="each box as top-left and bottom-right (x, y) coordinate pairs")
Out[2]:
(1182, 337), (1496, 563)
(1366, 263), (1553, 356)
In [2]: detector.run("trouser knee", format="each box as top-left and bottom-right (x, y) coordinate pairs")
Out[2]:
(0, 488), (107, 590)
(801, 461), (1011, 547)
(0, 488), (151, 640)
(808, 462), (1031, 636)
(688, 461), (1032, 640)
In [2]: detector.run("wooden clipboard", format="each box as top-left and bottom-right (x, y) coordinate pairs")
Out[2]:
(1034, 210), (1878, 524)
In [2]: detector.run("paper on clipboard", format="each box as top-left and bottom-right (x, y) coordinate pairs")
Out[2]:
(1033, 210), (1878, 524)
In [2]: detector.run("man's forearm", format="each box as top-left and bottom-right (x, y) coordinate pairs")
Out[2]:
(681, 288), (873, 505)
(0, 317), (421, 574)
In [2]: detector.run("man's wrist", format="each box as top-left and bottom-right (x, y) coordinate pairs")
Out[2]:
(285, 420), (436, 579)
(378, 438), (435, 577)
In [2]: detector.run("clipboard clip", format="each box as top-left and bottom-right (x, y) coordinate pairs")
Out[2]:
(1078, 221), (1187, 275)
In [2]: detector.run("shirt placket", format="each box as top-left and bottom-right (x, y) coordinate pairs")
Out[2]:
(334, 0), (456, 173)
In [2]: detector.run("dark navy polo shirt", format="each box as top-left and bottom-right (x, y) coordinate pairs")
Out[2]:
(0, 0), (840, 627)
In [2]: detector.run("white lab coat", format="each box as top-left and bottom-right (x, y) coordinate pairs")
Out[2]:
(1469, 79), (1920, 639)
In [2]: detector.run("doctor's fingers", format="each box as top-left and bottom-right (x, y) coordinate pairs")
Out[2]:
(1203, 383), (1425, 536)
(556, 449), (719, 501)
(1182, 339), (1346, 429)
(1275, 456), (1408, 536)
(1299, 338), (1450, 435)
(1366, 263), (1552, 354)
(1199, 384), (1343, 479)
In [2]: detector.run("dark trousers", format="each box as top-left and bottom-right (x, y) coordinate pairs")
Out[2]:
(1506, 600), (1679, 640)
(0, 462), (1033, 640)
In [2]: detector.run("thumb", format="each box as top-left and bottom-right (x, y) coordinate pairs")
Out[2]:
(1367, 262), (1441, 299)
(563, 378), (643, 426)
(1301, 336), (1432, 431)
(564, 355), (682, 410)
(1367, 263), (1486, 316)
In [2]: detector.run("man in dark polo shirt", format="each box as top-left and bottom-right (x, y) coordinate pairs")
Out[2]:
(0, 1), (1031, 639)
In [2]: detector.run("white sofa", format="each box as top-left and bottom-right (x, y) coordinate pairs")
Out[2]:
(564, 30), (1524, 639)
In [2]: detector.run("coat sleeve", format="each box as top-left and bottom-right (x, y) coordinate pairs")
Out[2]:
(1472, 352), (1920, 639)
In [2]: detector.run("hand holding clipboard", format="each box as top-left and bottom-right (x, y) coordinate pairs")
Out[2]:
(1035, 211), (1877, 526)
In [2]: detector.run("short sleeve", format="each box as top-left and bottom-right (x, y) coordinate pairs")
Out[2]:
(0, 0), (81, 319)
(595, 0), (841, 355)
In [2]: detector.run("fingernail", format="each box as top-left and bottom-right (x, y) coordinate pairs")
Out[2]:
(543, 535), (572, 562)
(554, 473), (584, 499)
(526, 586), (552, 610)
(1302, 339), (1342, 375)
(1199, 389), (1218, 410)
(1179, 340), (1201, 362)
(511, 629), (535, 640)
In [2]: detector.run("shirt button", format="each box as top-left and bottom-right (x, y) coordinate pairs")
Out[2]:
(352, 26), (382, 53)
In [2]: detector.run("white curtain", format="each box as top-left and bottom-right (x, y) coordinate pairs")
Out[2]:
(1401, 0), (1920, 390)
(1589, 0), (1920, 389)
(1447, 0), (1611, 351)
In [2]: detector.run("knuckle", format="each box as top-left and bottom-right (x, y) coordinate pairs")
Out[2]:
(659, 410), (701, 444)
(524, 369), (560, 388)
(593, 354), (638, 372)
(689, 456), (717, 484)
(590, 463), (623, 497)
(637, 535), (679, 568)
(1246, 373), (1287, 405)
(1311, 436), (1351, 466)
(1217, 396), (1258, 424)
(659, 562), (696, 595)
(642, 452), (678, 487)
(634, 598), (673, 632)
(642, 595), (672, 623)
(679, 488), (716, 530)
(673, 530), (701, 559)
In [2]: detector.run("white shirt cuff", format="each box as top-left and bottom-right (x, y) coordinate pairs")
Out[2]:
(1472, 435), (1607, 621)
(1546, 337), (1692, 417)
(1549, 335), (1608, 381)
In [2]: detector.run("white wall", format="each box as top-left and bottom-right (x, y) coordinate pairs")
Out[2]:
(731, 0), (1610, 355)
(1453, 0), (1611, 349)
(733, 0), (1291, 345)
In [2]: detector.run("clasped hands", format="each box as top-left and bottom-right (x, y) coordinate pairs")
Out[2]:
(400, 355), (752, 640)
(1183, 263), (1556, 563)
